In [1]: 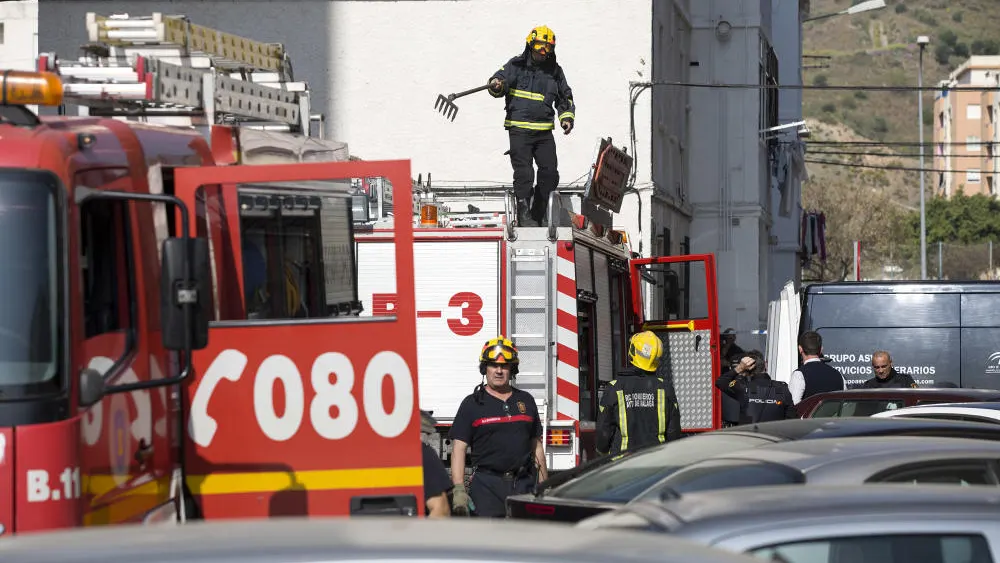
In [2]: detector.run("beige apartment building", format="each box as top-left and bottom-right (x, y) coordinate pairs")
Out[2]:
(933, 56), (1000, 198)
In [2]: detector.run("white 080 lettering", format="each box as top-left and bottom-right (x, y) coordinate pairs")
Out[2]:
(189, 350), (414, 448)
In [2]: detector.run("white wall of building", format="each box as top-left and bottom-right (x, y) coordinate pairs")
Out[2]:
(0, 1), (38, 70)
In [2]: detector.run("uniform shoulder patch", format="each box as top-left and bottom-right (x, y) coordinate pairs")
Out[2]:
(517, 401), (526, 414)
(728, 380), (737, 388)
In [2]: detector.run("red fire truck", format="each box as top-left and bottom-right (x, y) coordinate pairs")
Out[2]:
(354, 155), (722, 473)
(0, 12), (423, 535)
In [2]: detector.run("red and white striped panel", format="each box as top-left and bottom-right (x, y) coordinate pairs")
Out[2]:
(555, 243), (579, 420)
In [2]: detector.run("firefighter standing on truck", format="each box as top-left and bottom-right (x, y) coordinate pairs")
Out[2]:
(488, 25), (576, 228)
(596, 331), (683, 458)
(449, 337), (548, 518)
(715, 350), (799, 424)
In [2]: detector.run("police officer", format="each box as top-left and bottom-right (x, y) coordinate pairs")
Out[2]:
(449, 336), (547, 518)
(861, 350), (918, 388)
(488, 25), (576, 227)
(596, 331), (682, 457)
(715, 350), (798, 424)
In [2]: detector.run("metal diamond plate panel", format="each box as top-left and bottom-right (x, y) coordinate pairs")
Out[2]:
(662, 328), (714, 430)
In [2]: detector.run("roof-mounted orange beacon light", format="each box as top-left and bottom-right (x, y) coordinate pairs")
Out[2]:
(1, 70), (64, 107)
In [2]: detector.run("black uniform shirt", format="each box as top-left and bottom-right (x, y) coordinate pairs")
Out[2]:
(449, 386), (542, 473)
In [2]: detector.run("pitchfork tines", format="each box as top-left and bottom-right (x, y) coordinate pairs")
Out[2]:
(434, 84), (491, 122)
(435, 93), (460, 121)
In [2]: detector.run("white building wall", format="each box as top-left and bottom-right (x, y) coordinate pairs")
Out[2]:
(687, 0), (771, 341)
(0, 1), (38, 70)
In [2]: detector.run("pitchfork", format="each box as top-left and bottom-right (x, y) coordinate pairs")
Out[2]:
(434, 84), (491, 121)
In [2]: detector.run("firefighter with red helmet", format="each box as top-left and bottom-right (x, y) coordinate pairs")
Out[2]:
(596, 331), (683, 458)
(448, 336), (547, 517)
(488, 25), (576, 228)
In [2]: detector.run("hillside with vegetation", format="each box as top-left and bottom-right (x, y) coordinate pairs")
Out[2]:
(801, 0), (1000, 280)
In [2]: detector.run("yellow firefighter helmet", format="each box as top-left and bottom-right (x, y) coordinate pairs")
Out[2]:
(526, 25), (556, 56)
(628, 331), (663, 372)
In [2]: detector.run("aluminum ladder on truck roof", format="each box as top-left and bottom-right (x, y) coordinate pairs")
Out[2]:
(38, 12), (313, 134)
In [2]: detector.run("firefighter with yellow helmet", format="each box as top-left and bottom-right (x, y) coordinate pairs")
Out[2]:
(448, 336), (547, 517)
(488, 25), (576, 228)
(596, 331), (682, 457)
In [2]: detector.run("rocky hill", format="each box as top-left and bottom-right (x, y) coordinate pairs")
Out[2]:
(801, 0), (1000, 279)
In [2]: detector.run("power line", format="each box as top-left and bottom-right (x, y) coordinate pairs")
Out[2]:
(632, 80), (1000, 93)
(805, 158), (985, 174)
(785, 140), (1000, 147)
(809, 149), (986, 158)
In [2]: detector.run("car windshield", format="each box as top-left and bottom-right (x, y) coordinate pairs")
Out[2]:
(550, 433), (776, 503)
(811, 399), (905, 417)
(0, 170), (62, 394)
(633, 458), (806, 501)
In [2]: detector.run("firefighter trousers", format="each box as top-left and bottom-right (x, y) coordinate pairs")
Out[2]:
(469, 467), (536, 518)
(508, 128), (559, 222)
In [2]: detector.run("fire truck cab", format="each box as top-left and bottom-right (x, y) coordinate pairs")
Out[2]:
(0, 12), (424, 535)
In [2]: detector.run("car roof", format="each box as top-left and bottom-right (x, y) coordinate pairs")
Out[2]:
(649, 484), (1000, 529)
(0, 517), (761, 563)
(714, 416), (1000, 440)
(903, 401), (1000, 411)
(688, 435), (1000, 471)
(811, 388), (1000, 399)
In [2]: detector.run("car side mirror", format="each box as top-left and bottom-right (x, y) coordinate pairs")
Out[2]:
(160, 237), (211, 351)
(79, 367), (105, 407)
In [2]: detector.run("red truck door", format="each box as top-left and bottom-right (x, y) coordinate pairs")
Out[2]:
(172, 159), (423, 519)
(629, 254), (720, 433)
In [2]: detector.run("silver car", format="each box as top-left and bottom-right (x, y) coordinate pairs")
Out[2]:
(0, 516), (764, 563)
(578, 484), (1000, 563)
(626, 435), (1000, 502)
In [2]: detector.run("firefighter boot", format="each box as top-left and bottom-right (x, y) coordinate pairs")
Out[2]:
(530, 194), (549, 227)
(517, 198), (538, 227)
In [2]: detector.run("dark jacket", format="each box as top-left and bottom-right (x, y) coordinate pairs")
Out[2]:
(596, 367), (682, 456)
(720, 344), (746, 423)
(800, 359), (846, 401)
(489, 46), (576, 132)
(862, 368), (918, 389)
(716, 370), (798, 424)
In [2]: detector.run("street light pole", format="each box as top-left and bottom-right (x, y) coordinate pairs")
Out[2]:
(918, 36), (930, 280)
(803, 0), (886, 22)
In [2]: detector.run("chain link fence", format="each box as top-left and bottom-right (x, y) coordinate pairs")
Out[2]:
(858, 242), (1000, 281)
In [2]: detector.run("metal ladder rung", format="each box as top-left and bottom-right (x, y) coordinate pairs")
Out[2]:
(510, 295), (546, 301)
(510, 333), (545, 339)
(512, 257), (546, 263)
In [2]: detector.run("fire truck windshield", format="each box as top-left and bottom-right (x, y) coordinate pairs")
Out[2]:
(0, 169), (63, 396)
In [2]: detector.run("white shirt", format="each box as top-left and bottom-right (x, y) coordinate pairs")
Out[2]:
(789, 357), (847, 405)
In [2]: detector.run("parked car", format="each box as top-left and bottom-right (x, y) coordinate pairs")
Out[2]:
(0, 517), (764, 563)
(630, 435), (1000, 504)
(873, 402), (1000, 425)
(578, 484), (1000, 563)
(506, 417), (1000, 523)
(797, 388), (1000, 418)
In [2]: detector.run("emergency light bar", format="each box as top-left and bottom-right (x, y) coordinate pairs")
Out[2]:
(0, 70), (64, 107)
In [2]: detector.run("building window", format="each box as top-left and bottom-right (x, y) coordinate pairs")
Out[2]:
(968, 104), (982, 119)
(968, 169), (981, 183)
(967, 136), (981, 152)
(939, 112), (945, 127)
